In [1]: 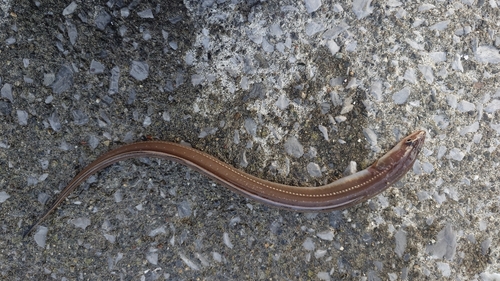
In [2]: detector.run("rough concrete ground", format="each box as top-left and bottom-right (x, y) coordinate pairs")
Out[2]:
(0, 0), (499, 280)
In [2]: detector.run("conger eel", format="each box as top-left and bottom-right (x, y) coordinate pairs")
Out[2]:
(24, 130), (425, 237)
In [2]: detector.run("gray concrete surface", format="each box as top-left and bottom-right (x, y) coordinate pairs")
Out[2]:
(0, 0), (499, 280)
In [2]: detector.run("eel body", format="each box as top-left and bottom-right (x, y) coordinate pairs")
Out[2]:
(24, 130), (425, 237)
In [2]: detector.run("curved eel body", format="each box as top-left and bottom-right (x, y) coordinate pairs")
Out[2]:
(24, 130), (425, 237)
